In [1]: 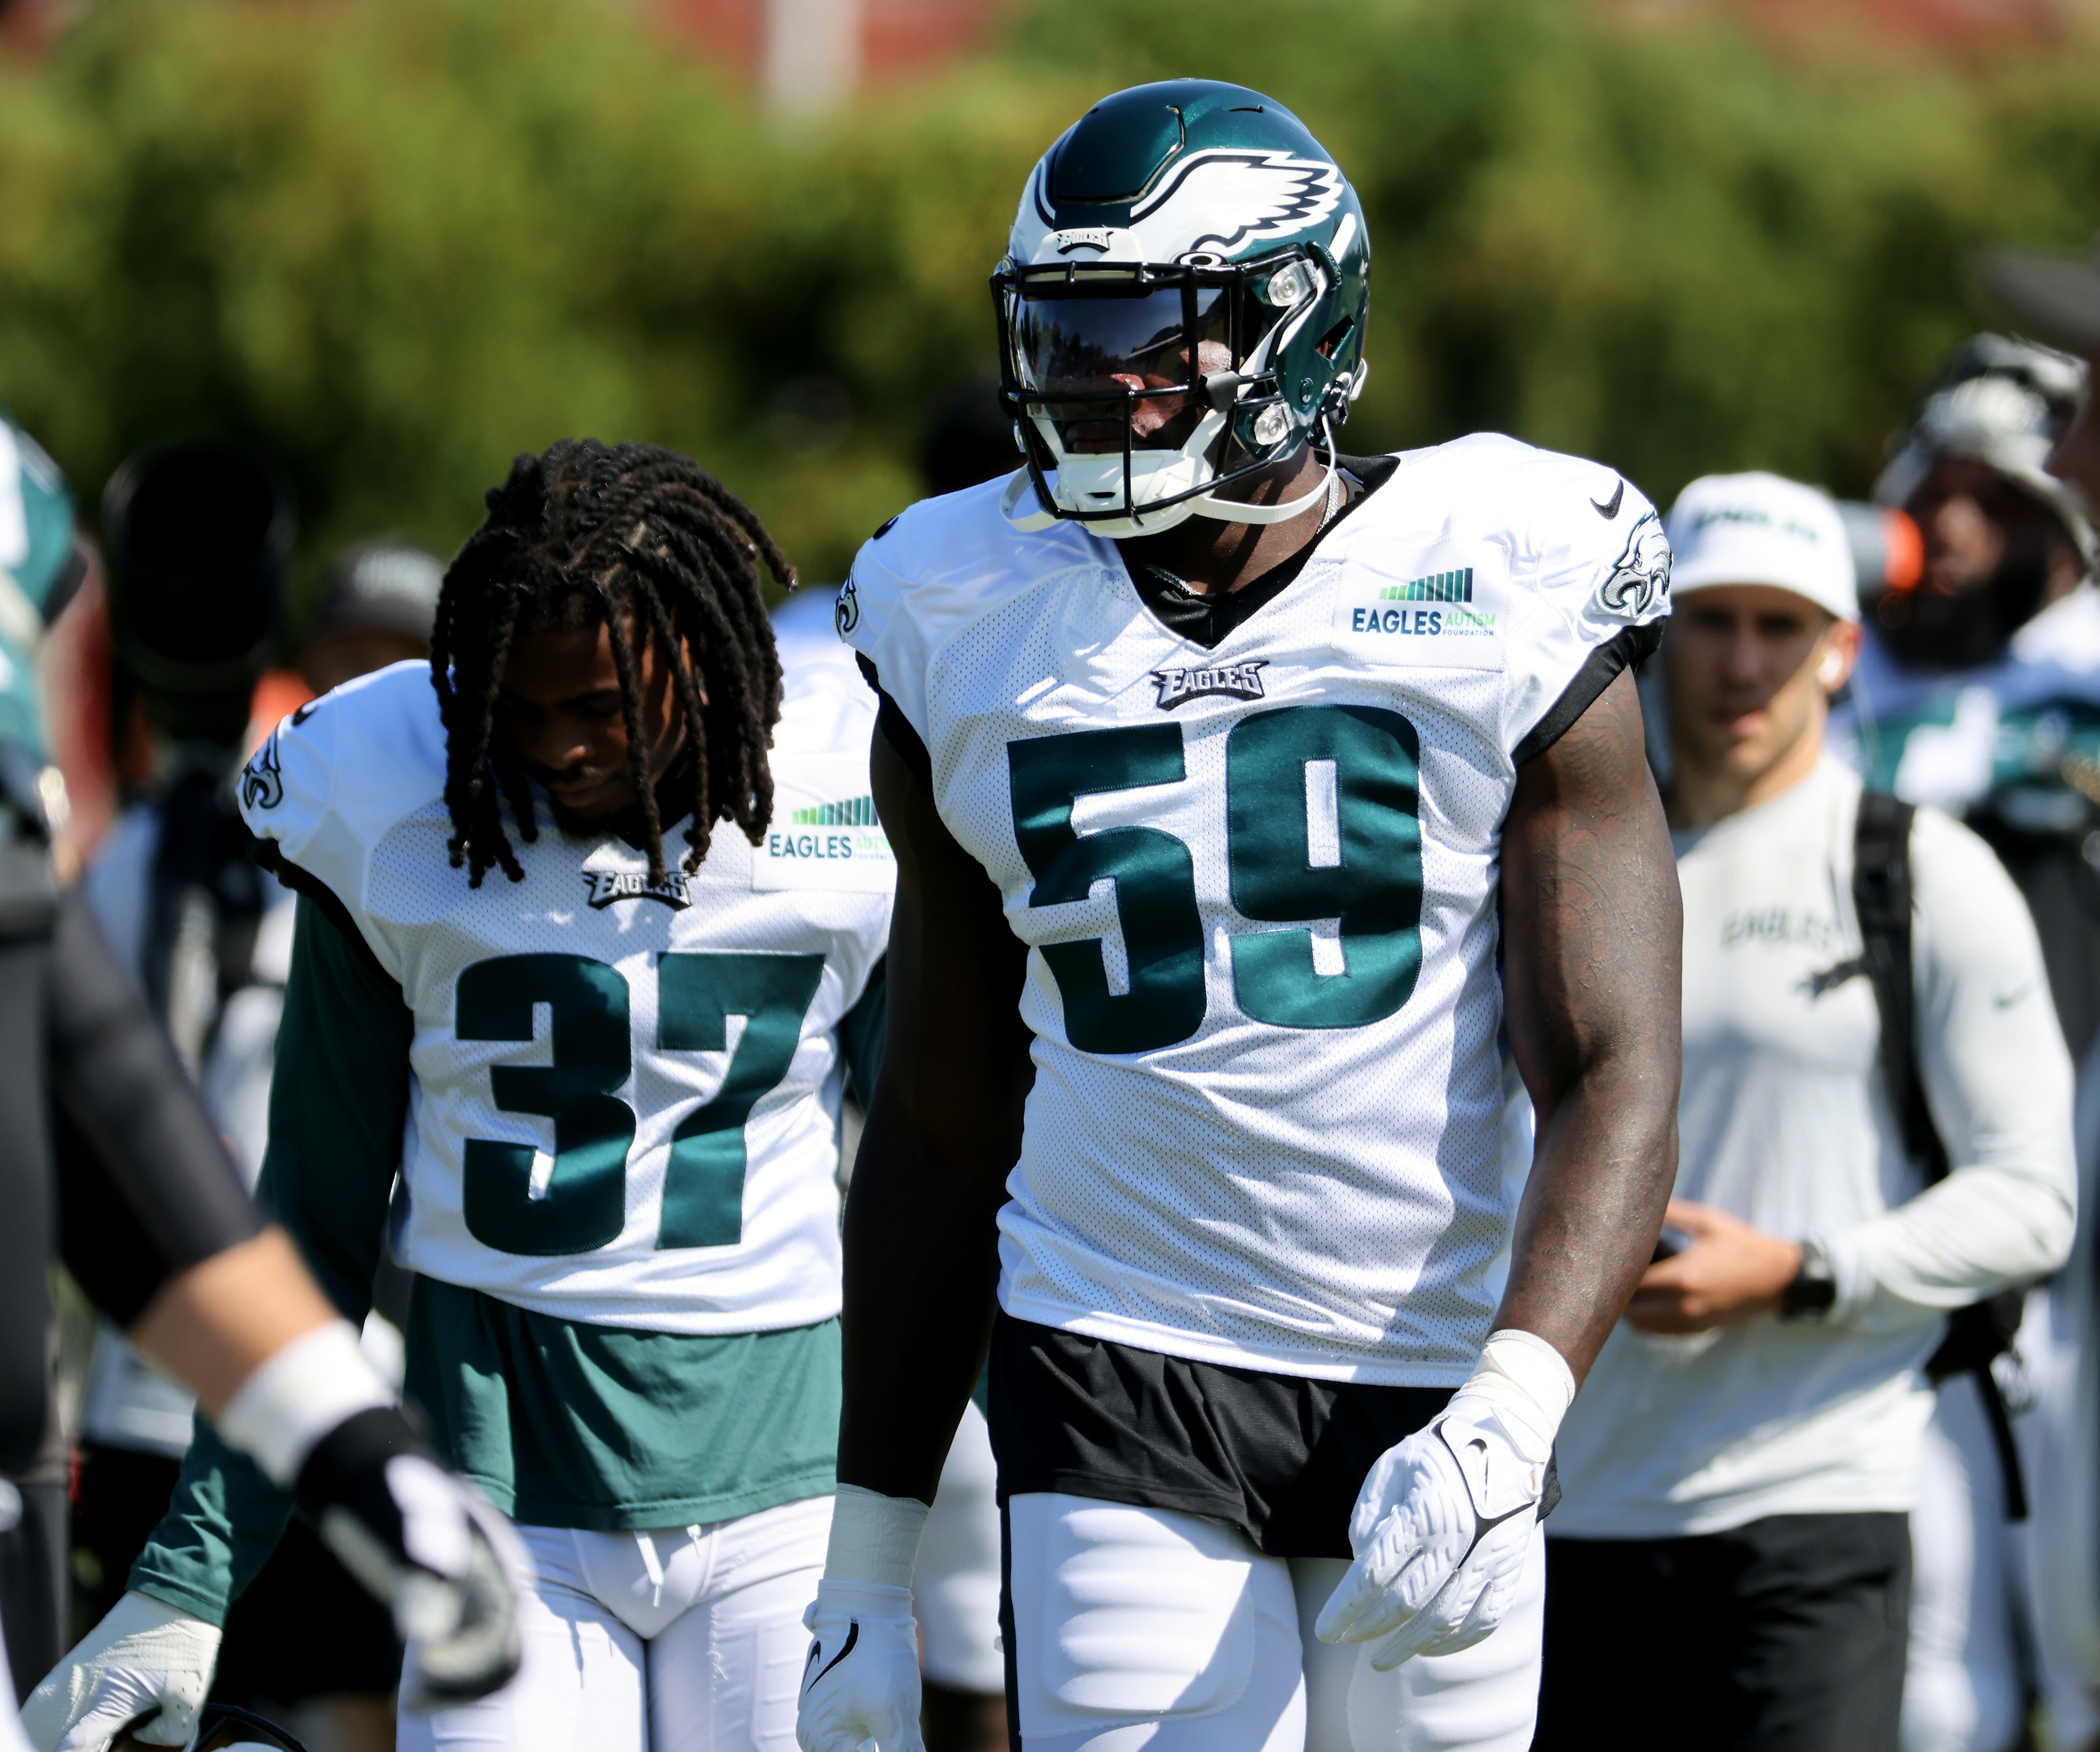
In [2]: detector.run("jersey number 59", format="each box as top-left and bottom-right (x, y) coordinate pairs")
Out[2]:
(1009, 703), (1423, 1053)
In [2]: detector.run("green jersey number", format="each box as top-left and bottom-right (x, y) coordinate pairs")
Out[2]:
(458, 950), (825, 1257)
(1007, 704), (1421, 1053)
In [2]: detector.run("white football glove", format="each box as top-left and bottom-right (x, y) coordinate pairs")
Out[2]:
(796, 1578), (926, 1752)
(20, 1590), (220, 1751)
(1317, 1330), (1572, 1671)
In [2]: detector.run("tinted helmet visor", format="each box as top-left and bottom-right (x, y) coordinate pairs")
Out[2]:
(1012, 278), (1265, 454)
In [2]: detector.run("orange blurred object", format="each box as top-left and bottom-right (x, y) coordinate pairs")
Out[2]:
(247, 668), (315, 759)
(1879, 508), (1926, 595)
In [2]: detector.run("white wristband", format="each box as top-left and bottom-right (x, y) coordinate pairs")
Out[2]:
(823, 1484), (930, 1590)
(216, 1320), (391, 1488)
(1456, 1328), (1578, 1452)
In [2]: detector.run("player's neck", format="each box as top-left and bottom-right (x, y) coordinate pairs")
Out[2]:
(1114, 446), (1329, 598)
(1667, 723), (1827, 830)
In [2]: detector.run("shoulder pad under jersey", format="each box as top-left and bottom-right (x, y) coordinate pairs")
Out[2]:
(836, 473), (1105, 744)
(1342, 434), (1669, 757)
(238, 660), (447, 925)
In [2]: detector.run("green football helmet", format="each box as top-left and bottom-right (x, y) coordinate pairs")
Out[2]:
(993, 78), (1370, 538)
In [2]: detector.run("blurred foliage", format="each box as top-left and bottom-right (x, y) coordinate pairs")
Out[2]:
(0, 0), (2097, 614)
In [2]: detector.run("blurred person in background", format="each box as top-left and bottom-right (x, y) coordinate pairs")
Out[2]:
(896, 378), (1013, 1752)
(68, 441), (296, 1631)
(0, 415), (93, 1710)
(0, 418), (520, 1752)
(763, 379), (1012, 1752)
(70, 455), (450, 1751)
(1537, 473), (2077, 1752)
(203, 535), (444, 1752)
(1836, 332), (2100, 1752)
(1839, 336), (2099, 1054)
(1966, 238), (2100, 1752)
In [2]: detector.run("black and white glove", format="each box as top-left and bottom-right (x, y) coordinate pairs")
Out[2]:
(796, 1485), (930, 1752)
(218, 1320), (523, 1711)
(296, 1404), (524, 1710)
(1316, 1329), (1572, 1669)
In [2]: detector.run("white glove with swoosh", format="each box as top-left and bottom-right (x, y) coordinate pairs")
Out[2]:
(797, 1579), (926, 1752)
(1316, 1329), (1573, 1670)
(795, 1485), (930, 1752)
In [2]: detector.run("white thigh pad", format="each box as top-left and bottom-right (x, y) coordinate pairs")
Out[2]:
(1008, 1492), (1301, 1747)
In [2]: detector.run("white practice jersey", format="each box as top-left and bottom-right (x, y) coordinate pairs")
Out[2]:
(237, 640), (893, 1336)
(843, 435), (1671, 1384)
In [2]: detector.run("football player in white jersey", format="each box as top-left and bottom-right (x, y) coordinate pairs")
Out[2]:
(35, 442), (893, 1752)
(796, 82), (1684, 1752)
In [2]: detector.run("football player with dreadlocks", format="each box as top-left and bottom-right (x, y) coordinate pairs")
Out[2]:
(799, 81), (1682, 1752)
(35, 441), (892, 1752)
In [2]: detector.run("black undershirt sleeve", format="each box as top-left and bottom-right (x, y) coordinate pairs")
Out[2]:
(856, 655), (936, 796)
(48, 886), (263, 1322)
(1512, 622), (1663, 766)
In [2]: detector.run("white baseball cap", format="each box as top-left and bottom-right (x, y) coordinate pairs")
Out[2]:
(1663, 471), (1858, 622)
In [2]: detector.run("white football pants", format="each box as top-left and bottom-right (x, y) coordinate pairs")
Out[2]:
(1006, 1491), (1546, 1752)
(917, 1399), (1005, 1695)
(1903, 1373), (2028, 1752)
(397, 1494), (830, 1752)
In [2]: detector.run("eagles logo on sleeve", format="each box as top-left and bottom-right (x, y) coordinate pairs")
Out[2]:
(1599, 512), (1673, 621)
(241, 730), (284, 812)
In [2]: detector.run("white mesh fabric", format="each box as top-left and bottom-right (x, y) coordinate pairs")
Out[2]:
(238, 659), (893, 1335)
(846, 438), (1668, 1385)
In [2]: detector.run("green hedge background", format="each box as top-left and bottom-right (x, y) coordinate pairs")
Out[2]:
(1, 0), (2097, 608)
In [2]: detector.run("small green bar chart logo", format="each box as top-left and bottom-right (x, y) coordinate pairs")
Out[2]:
(1378, 568), (1473, 603)
(791, 795), (879, 827)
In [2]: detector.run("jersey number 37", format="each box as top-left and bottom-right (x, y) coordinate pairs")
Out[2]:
(456, 951), (824, 1258)
(1011, 703), (1424, 1053)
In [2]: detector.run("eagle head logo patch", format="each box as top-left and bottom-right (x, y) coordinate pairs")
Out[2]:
(1599, 512), (1672, 621)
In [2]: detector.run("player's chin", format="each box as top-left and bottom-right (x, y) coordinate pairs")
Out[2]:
(542, 781), (633, 832)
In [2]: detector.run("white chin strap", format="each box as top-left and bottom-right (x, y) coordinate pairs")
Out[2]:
(1001, 430), (1337, 538)
(1189, 442), (1335, 526)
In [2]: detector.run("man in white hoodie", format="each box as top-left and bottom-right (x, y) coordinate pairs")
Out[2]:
(1536, 472), (2077, 1752)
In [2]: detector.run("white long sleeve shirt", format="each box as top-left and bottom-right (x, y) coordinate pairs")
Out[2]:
(1551, 755), (2077, 1538)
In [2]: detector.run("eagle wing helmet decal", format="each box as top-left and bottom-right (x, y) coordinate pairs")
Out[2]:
(1130, 150), (1345, 258)
(1024, 149), (1346, 264)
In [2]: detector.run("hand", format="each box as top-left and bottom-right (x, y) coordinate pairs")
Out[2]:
(20, 1591), (220, 1751)
(1314, 1390), (1549, 1670)
(296, 1406), (524, 1711)
(1624, 1199), (1803, 1334)
(796, 1579), (925, 1752)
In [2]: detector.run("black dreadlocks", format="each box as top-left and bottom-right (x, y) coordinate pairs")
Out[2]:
(430, 440), (792, 888)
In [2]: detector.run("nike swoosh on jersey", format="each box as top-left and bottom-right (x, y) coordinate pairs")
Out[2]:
(1591, 480), (1624, 519)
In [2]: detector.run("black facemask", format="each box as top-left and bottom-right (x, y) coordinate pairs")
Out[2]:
(1873, 548), (2053, 670)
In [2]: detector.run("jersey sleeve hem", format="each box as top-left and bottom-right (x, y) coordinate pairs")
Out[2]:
(252, 842), (396, 989)
(1512, 621), (1661, 763)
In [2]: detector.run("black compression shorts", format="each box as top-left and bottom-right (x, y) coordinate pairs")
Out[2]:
(986, 1312), (1451, 1561)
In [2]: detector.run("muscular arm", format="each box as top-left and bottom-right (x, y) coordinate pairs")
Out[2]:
(1496, 667), (1682, 1382)
(835, 720), (1034, 1504)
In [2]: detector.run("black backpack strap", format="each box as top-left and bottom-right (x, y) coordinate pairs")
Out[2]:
(1853, 789), (2026, 1519)
(1853, 791), (1951, 1184)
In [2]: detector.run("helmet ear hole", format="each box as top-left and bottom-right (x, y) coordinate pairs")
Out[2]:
(1314, 316), (1355, 360)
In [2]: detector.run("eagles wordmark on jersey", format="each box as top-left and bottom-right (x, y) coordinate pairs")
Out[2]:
(238, 650), (892, 1337)
(845, 433), (1670, 1386)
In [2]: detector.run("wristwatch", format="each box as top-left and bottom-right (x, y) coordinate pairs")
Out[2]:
(1780, 1239), (1836, 1321)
